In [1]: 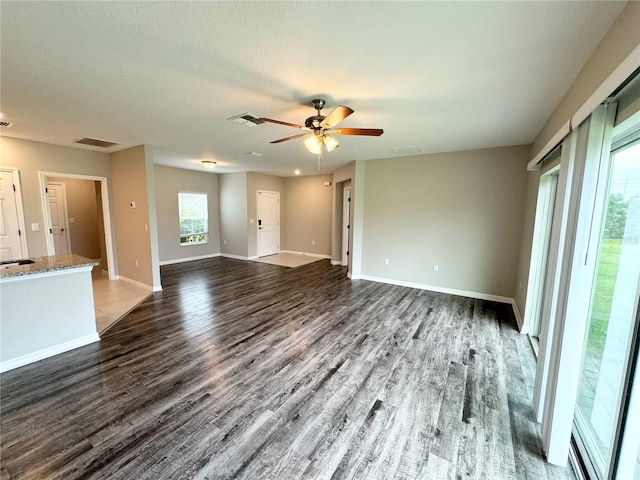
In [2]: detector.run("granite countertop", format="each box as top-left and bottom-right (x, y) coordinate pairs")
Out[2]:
(0, 254), (99, 279)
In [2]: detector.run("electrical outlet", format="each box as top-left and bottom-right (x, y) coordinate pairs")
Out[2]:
(433, 264), (439, 272)
(384, 258), (389, 265)
(223, 239), (227, 245)
(135, 260), (139, 267)
(312, 240), (315, 245)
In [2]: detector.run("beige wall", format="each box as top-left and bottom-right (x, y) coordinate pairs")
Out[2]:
(532, 2), (640, 158)
(361, 146), (529, 299)
(247, 172), (285, 258)
(282, 175), (332, 255)
(0, 137), (110, 257)
(154, 165), (220, 263)
(219, 172), (248, 257)
(48, 177), (102, 260)
(110, 146), (154, 286)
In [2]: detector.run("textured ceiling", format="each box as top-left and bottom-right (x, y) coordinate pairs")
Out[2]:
(0, 1), (627, 176)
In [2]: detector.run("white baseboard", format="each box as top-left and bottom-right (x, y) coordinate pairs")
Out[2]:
(248, 256), (259, 260)
(331, 260), (343, 266)
(511, 300), (525, 333)
(115, 275), (153, 291)
(354, 274), (515, 305)
(152, 285), (163, 292)
(220, 253), (249, 261)
(280, 250), (331, 259)
(159, 253), (220, 266)
(0, 333), (100, 373)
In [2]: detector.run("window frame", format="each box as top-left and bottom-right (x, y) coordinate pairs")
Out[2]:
(178, 191), (209, 246)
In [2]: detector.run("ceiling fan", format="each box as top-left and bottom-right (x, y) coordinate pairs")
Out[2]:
(254, 99), (383, 154)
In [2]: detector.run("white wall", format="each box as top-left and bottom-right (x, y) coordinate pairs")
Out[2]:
(154, 165), (220, 263)
(360, 146), (529, 299)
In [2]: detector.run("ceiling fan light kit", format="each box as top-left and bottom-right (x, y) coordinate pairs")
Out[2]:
(255, 98), (383, 157)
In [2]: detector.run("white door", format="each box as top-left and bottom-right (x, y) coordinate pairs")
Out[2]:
(342, 186), (351, 266)
(0, 169), (26, 261)
(257, 191), (280, 257)
(47, 182), (71, 255)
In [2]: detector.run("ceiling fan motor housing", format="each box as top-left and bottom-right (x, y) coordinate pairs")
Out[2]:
(305, 115), (325, 130)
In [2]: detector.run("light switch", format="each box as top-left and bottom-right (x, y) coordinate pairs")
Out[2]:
(31, 223), (39, 232)
(130, 202), (136, 208)
(69, 218), (75, 224)
(249, 218), (254, 224)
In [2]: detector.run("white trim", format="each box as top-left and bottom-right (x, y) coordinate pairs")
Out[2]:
(355, 274), (514, 304)
(39, 171), (116, 280)
(331, 260), (343, 266)
(0, 264), (96, 283)
(573, 44), (640, 130)
(347, 272), (355, 279)
(0, 333), (100, 373)
(529, 120), (571, 170)
(220, 253), (249, 261)
(511, 300), (525, 332)
(115, 275), (153, 291)
(248, 255), (258, 260)
(159, 253), (220, 266)
(279, 250), (331, 259)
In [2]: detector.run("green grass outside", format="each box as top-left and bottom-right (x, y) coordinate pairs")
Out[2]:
(585, 238), (622, 360)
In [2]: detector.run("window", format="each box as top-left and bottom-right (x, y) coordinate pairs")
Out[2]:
(178, 192), (208, 245)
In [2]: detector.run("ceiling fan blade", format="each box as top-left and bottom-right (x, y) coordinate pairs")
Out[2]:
(255, 118), (307, 129)
(270, 133), (308, 144)
(320, 105), (354, 129)
(332, 128), (384, 136)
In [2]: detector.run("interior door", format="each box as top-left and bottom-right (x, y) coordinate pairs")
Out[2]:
(47, 182), (71, 255)
(257, 191), (280, 257)
(0, 169), (25, 261)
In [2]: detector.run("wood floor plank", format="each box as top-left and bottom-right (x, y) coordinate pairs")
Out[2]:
(0, 258), (576, 479)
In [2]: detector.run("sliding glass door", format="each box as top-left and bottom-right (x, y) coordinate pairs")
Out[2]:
(574, 135), (640, 479)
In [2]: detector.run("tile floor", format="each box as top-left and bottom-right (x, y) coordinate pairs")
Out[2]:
(92, 269), (151, 334)
(250, 252), (326, 268)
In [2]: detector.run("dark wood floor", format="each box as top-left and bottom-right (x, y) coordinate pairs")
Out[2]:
(1, 258), (576, 480)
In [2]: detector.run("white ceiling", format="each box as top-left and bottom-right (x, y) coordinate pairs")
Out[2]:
(0, 1), (627, 176)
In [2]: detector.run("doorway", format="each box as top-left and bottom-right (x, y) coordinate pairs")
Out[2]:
(47, 181), (72, 255)
(0, 168), (28, 260)
(342, 185), (351, 267)
(257, 190), (280, 257)
(40, 172), (115, 278)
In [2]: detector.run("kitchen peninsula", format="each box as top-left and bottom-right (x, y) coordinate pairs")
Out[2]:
(0, 254), (100, 372)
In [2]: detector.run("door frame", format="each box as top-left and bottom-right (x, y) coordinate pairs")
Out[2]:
(0, 168), (29, 258)
(342, 186), (351, 266)
(39, 171), (116, 279)
(256, 190), (280, 257)
(46, 181), (72, 255)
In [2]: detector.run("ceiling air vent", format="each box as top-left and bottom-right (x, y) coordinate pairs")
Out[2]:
(74, 137), (120, 148)
(227, 113), (259, 127)
(390, 146), (421, 156)
(0, 121), (14, 127)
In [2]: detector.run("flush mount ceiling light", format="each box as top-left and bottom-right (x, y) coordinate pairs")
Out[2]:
(201, 160), (217, 168)
(294, 169), (301, 175)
